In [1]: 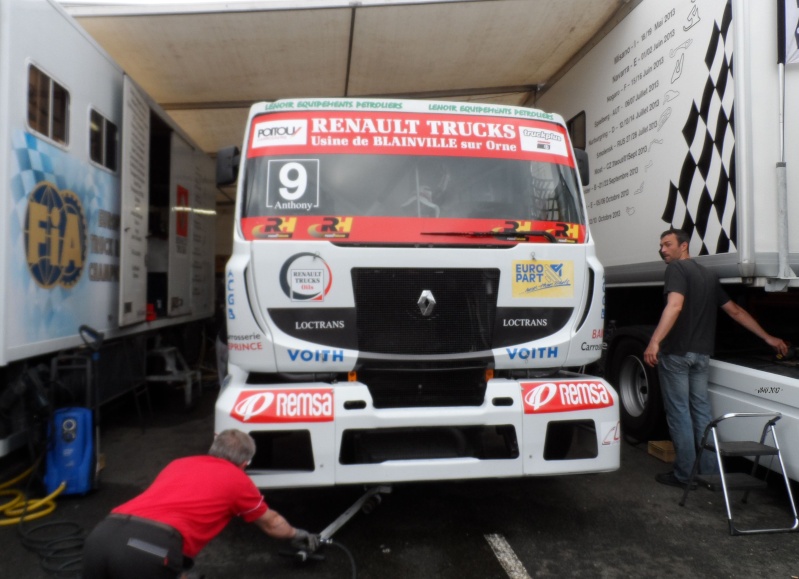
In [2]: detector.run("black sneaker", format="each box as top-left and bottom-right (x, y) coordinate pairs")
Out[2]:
(655, 471), (696, 490)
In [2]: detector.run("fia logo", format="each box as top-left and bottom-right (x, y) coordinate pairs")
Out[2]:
(24, 182), (86, 288)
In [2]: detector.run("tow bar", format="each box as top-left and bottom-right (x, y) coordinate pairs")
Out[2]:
(289, 485), (392, 564)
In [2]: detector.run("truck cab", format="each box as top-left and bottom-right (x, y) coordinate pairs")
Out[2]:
(215, 99), (619, 488)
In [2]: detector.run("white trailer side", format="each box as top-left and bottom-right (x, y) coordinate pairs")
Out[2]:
(0, 0), (217, 457)
(538, 0), (799, 480)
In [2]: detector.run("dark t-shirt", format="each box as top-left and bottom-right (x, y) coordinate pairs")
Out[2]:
(660, 259), (730, 356)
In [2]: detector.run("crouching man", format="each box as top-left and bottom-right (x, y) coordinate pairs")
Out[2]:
(82, 429), (318, 578)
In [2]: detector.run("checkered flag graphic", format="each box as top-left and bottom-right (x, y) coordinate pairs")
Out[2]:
(661, 1), (736, 256)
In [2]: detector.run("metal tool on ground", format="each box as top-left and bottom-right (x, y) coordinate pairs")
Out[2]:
(285, 485), (392, 576)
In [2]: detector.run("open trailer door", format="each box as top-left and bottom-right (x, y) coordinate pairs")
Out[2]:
(118, 76), (150, 326)
(167, 132), (194, 317)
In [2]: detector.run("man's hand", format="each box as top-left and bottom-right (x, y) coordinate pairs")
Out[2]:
(643, 341), (659, 367)
(291, 528), (320, 552)
(766, 336), (789, 357)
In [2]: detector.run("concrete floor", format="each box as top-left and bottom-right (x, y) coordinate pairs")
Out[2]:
(1, 384), (798, 578)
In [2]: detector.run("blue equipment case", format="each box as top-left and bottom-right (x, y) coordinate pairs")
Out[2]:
(44, 407), (94, 495)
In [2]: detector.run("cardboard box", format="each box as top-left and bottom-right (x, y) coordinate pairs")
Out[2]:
(648, 440), (675, 463)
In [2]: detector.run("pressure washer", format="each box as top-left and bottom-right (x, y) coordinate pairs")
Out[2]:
(43, 325), (104, 496)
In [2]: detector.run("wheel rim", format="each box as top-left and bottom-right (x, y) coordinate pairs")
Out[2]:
(618, 354), (649, 418)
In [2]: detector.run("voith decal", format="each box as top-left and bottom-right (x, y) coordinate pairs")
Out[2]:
(522, 381), (613, 413)
(230, 389), (334, 423)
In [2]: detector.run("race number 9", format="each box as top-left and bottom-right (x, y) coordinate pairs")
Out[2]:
(279, 162), (307, 200)
(266, 159), (320, 210)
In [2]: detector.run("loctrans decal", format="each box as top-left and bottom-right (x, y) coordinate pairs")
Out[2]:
(230, 388), (334, 423)
(522, 381), (613, 413)
(247, 111), (575, 165)
(512, 261), (574, 298)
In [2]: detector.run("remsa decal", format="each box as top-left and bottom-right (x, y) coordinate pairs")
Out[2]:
(24, 182), (87, 289)
(230, 389), (334, 423)
(279, 253), (332, 301)
(512, 261), (574, 298)
(522, 381), (613, 413)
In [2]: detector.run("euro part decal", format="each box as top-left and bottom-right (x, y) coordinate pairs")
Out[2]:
(25, 182), (87, 288)
(522, 381), (613, 413)
(230, 388), (334, 423)
(279, 253), (332, 301)
(512, 261), (574, 298)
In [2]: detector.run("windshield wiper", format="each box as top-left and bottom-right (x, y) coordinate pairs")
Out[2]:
(421, 229), (557, 243)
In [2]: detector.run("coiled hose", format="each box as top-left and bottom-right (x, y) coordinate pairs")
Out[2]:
(1, 464), (84, 576)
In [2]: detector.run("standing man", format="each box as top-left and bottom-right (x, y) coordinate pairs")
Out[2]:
(643, 229), (788, 489)
(83, 429), (319, 578)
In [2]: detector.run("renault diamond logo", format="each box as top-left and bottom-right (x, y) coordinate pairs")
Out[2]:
(417, 290), (436, 317)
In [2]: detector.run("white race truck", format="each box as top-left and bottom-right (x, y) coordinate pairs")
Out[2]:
(538, 0), (799, 480)
(0, 0), (217, 456)
(215, 98), (619, 488)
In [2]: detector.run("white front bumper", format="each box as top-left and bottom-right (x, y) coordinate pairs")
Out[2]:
(215, 375), (620, 488)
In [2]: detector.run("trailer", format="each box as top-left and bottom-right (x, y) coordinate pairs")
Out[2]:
(0, 0), (217, 457)
(214, 97), (620, 489)
(538, 0), (799, 480)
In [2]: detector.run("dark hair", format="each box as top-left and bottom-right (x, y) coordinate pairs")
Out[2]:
(660, 228), (690, 246)
(209, 429), (256, 465)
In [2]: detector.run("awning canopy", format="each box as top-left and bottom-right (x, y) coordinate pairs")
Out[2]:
(60, 0), (638, 201)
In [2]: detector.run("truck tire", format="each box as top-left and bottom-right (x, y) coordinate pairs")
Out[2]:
(608, 337), (666, 442)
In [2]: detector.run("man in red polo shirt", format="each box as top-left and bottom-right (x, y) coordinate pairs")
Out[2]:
(82, 429), (318, 578)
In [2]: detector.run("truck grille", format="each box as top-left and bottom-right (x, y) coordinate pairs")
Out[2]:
(351, 268), (499, 356)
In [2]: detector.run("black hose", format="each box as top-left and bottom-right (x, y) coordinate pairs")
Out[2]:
(12, 392), (87, 578)
(327, 539), (357, 579)
(18, 519), (84, 577)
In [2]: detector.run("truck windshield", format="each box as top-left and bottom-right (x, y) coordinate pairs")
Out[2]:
(243, 154), (584, 224)
(239, 109), (587, 244)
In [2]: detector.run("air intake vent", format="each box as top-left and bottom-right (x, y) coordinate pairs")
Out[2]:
(351, 268), (500, 355)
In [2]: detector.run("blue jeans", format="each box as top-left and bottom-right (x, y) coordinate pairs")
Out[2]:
(658, 353), (718, 482)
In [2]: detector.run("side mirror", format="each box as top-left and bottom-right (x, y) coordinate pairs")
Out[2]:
(216, 145), (241, 187)
(574, 148), (590, 187)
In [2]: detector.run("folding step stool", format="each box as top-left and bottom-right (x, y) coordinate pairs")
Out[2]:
(146, 346), (202, 408)
(679, 412), (799, 535)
